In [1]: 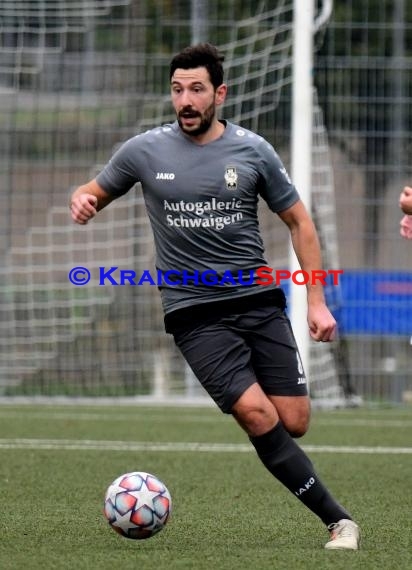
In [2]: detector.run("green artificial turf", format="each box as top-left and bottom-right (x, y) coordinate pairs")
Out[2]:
(0, 405), (410, 570)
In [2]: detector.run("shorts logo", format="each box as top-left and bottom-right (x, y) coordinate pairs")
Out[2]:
(224, 166), (238, 190)
(296, 350), (306, 384)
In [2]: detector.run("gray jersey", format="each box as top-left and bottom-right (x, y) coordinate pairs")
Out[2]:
(96, 120), (300, 314)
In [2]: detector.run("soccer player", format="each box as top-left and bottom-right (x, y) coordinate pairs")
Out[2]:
(399, 186), (412, 239)
(70, 43), (360, 550)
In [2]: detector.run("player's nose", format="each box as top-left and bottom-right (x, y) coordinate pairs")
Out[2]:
(179, 89), (194, 106)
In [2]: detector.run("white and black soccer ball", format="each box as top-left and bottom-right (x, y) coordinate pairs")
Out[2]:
(103, 471), (172, 540)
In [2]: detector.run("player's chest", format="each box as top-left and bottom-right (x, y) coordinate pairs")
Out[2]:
(140, 151), (259, 202)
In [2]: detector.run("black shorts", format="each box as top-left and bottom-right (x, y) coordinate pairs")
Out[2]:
(165, 290), (308, 414)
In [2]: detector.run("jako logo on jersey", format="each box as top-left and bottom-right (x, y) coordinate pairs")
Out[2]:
(156, 172), (175, 180)
(295, 477), (316, 497)
(224, 166), (238, 190)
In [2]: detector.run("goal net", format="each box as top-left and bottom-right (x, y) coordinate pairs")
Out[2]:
(309, 91), (361, 408)
(0, 0), (356, 406)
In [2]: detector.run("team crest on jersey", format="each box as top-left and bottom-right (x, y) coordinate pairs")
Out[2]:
(224, 166), (238, 190)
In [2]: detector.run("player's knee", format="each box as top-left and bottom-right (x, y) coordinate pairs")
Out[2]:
(282, 416), (310, 438)
(232, 404), (277, 437)
(286, 425), (308, 439)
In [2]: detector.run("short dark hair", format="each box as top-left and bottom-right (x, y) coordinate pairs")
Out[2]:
(169, 43), (225, 89)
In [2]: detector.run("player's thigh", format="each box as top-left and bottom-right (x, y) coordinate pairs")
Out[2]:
(245, 307), (307, 396)
(241, 307), (310, 436)
(267, 394), (311, 438)
(173, 322), (257, 414)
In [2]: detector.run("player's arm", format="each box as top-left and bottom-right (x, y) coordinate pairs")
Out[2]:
(277, 199), (336, 342)
(400, 215), (412, 240)
(399, 186), (412, 215)
(70, 178), (114, 225)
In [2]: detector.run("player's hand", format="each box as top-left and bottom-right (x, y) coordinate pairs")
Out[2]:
(400, 215), (412, 240)
(70, 193), (98, 225)
(307, 302), (337, 342)
(399, 186), (412, 215)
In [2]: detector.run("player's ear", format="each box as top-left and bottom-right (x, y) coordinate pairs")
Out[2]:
(215, 83), (227, 106)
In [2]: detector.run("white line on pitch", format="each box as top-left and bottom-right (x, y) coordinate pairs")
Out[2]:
(0, 439), (411, 454)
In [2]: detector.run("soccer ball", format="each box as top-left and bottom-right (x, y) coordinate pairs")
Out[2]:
(103, 471), (172, 540)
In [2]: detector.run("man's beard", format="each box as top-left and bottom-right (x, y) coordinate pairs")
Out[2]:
(177, 102), (216, 137)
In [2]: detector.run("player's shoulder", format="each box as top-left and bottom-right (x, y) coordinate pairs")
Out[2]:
(134, 122), (179, 144)
(225, 121), (276, 154)
(116, 123), (178, 153)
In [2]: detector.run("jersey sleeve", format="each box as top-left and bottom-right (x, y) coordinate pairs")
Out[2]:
(95, 136), (141, 197)
(256, 140), (300, 212)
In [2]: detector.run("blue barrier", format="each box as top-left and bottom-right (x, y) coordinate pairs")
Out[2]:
(337, 271), (412, 336)
(284, 270), (412, 336)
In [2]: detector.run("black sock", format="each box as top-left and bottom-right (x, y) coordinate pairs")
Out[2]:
(249, 421), (351, 526)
